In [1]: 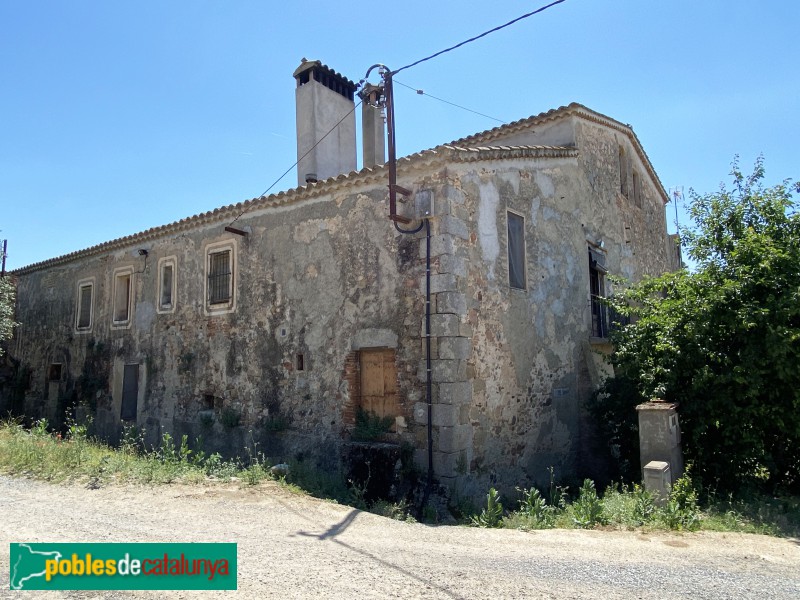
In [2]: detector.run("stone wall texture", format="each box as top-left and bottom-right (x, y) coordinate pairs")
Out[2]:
(3, 106), (674, 498)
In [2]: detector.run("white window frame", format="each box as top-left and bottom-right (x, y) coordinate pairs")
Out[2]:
(157, 256), (178, 314)
(74, 277), (95, 334)
(203, 239), (237, 315)
(111, 266), (134, 329)
(507, 209), (527, 290)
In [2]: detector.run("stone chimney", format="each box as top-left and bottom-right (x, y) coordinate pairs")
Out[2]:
(360, 83), (385, 168)
(293, 59), (357, 186)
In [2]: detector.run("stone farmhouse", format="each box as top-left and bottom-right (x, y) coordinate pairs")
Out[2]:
(3, 60), (680, 496)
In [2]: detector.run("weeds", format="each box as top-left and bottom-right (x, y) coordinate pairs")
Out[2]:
(1, 419), (797, 536)
(571, 479), (606, 528)
(352, 407), (393, 442)
(220, 407), (241, 430)
(470, 487), (504, 528)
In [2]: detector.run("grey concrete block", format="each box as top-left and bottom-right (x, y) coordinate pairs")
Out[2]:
(418, 359), (466, 383)
(420, 234), (455, 259)
(437, 336), (471, 360)
(437, 381), (473, 406)
(432, 403), (457, 427)
(438, 254), (467, 277)
(438, 424), (473, 453)
(412, 402), (428, 425)
(429, 313), (460, 337)
(442, 184), (466, 205)
(436, 292), (467, 315)
(438, 215), (469, 240)
(421, 273), (458, 295)
(432, 450), (462, 478)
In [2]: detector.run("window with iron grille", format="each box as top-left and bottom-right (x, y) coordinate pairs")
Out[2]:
(76, 282), (93, 330)
(589, 248), (608, 338)
(208, 250), (232, 305)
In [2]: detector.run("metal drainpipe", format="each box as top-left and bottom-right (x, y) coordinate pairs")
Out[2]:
(424, 219), (433, 494)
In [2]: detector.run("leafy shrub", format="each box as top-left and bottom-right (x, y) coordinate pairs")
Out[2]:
(471, 487), (504, 528)
(662, 472), (700, 530)
(220, 407), (241, 430)
(593, 160), (800, 494)
(572, 479), (605, 528)
(513, 486), (554, 529)
(352, 407), (393, 442)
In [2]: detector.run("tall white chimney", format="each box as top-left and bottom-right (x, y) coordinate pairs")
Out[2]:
(293, 59), (357, 186)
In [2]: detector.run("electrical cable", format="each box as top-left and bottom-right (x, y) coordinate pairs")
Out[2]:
(394, 79), (506, 124)
(391, 0), (567, 76)
(229, 100), (363, 226)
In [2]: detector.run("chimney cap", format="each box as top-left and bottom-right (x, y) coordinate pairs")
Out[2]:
(293, 59), (357, 91)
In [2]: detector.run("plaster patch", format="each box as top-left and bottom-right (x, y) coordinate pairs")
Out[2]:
(530, 196), (541, 227)
(534, 171), (555, 198)
(499, 171), (521, 195)
(293, 216), (342, 244)
(477, 181), (500, 280)
(542, 206), (561, 221)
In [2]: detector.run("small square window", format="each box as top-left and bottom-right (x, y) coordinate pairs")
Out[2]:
(48, 364), (63, 382)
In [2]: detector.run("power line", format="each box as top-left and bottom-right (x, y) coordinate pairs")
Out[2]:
(243, 0), (567, 220)
(230, 99), (362, 226)
(394, 79), (506, 124)
(391, 0), (568, 76)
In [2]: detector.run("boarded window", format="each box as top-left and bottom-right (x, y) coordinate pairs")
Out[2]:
(120, 364), (139, 421)
(160, 263), (174, 308)
(77, 283), (93, 329)
(359, 348), (398, 420)
(507, 211), (526, 289)
(632, 170), (642, 208)
(208, 250), (232, 305)
(619, 146), (628, 197)
(113, 272), (131, 323)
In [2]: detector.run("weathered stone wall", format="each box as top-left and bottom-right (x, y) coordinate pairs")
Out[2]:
(413, 115), (673, 498)
(6, 110), (673, 499)
(10, 181), (428, 468)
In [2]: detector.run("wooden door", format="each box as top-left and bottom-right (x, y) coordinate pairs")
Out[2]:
(360, 348), (398, 419)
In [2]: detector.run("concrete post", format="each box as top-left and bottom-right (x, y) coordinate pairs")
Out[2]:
(360, 83), (385, 168)
(636, 400), (683, 485)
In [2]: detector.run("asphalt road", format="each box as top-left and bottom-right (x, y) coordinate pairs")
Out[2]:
(1, 476), (798, 599)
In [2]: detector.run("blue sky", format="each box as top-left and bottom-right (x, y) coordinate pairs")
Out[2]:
(1, 0), (798, 270)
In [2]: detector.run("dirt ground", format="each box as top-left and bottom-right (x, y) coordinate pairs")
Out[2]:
(1, 475), (799, 599)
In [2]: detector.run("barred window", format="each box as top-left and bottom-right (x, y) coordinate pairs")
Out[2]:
(208, 250), (232, 305)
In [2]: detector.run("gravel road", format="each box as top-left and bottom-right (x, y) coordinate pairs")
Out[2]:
(1, 475), (798, 599)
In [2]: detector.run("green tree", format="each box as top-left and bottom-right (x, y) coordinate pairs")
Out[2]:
(0, 244), (16, 356)
(591, 158), (800, 494)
